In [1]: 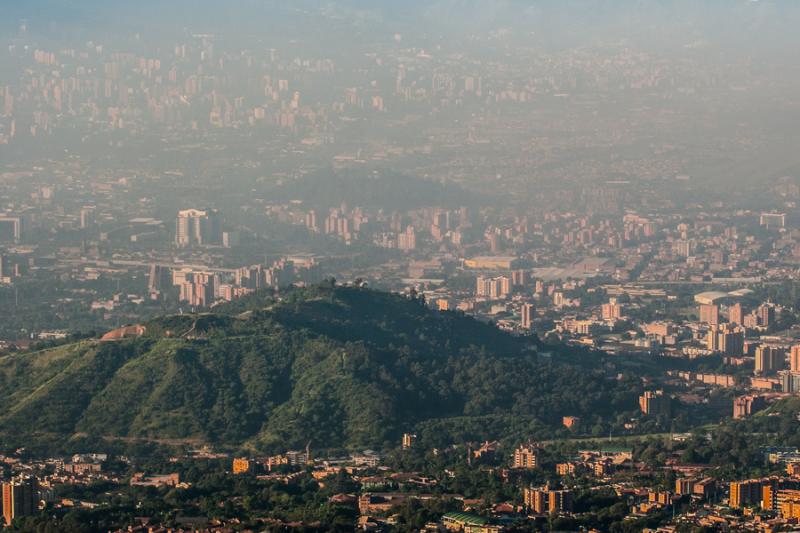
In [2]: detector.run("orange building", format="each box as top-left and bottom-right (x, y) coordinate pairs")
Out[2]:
(556, 463), (577, 476)
(693, 478), (717, 500)
(513, 443), (540, 469)
(778, 489), (800, 519)
(523, 486), (547, 514)
(762, 479), (800, 510)
(2, 477), (38, 526)
(730, 479), (764, 508)
(791, 346), (800, 373)
(402, 433), (417, 450)
(523, 486), (573, 515)
(648, 491), (673, 506)
(592, 460), (613, 477)
(232, 458), (251, 474)
(675, 478), (695, 496)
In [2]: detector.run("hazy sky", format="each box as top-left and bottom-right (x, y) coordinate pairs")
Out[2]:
(3, 0), (800, 192)
(4, 0), (800, 53)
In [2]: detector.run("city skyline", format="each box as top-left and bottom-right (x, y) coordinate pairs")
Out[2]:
(2, 2), (800, 532)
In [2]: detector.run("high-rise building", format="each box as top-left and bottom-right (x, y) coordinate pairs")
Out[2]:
(792, 346), (800, 373)
(476, 276), (511, 300)
(699, 304), (720, 325)
(3, 86), (13, 116)
(147, 264), (171, 300)
(523, 486), (573, 515)
(782, 372), (800, 393)
(513, 443), (540, 469)
(719, 325), (745, 356)
(758, 304), (775, 328)
(221, 231), (240, 248)
(79, 206), (95, 230)
(675, 478), (696, 496)
(730, 479), (765, 508)
(706, 325), (720, 352)
(639, 390), (671, 416)
(497, 277), (511, 298)
(2, 476), (38, 526)
(755, 345), (785, 375)
(397, 225), (416, 251)
(175, 208), (221, 247)
(779, 490), (800, 518)
(305, 210), (318, 232)
(601, 298), (622, 320)
(675, 239), (696, 258)
(556, 462), (577, 476)
(0, 254), (10, 282)
(759, 479), (800, 511)
(760, 212), (786, 229)
(476, 276), (489, 297)
(0, 216), (23, 243)
(176, 271), (217, 307)
(548, 490), (574, 514)
(431, 209), (447, 241)
(778, 489), (800, 518)
(552, 291), (565, 307)
(743, 313), (760, 329)
(707, 323), (744, 355)
(521, 303), (534, 330)
(511, 269), (529, 288)
(733, 395), (767, 418)
(729, 303), (745, 326)
(523, 486), (547, 513)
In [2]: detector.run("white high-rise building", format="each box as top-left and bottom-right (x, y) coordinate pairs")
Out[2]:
(175, 208), (221, 247)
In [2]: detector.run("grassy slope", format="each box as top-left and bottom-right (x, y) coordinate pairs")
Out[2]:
(0, 286), (637, 451)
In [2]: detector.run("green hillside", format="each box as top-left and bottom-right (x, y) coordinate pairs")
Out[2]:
(0, 285), (641, 452)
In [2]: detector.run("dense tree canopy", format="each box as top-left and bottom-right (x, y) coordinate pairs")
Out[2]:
(0, 285), (643, 452)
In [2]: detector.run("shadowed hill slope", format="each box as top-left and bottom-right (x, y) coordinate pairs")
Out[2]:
(0, 285), (640, 451)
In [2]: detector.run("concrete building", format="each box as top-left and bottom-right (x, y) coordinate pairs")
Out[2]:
(755, 345), (785, 375)
(699, 303), (720, 325)
(0, 215), (23, 243)
(513, 443), (540, 469)
(639, 390), (671, 417)
(733, 395), (767, 419)
(175, 208), (221, 247)
(2, 477), (38, 526)
(521, 303), (534, 330)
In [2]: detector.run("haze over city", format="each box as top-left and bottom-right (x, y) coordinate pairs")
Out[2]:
(2, 2), (800, 532)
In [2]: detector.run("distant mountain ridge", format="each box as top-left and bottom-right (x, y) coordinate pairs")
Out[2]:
(268, 169), (475, 211)
(7, 0), (800, 53)
(0, 285), (640, 452)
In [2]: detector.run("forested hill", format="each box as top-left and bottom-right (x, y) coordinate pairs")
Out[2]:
(0, 285), (641, 452)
